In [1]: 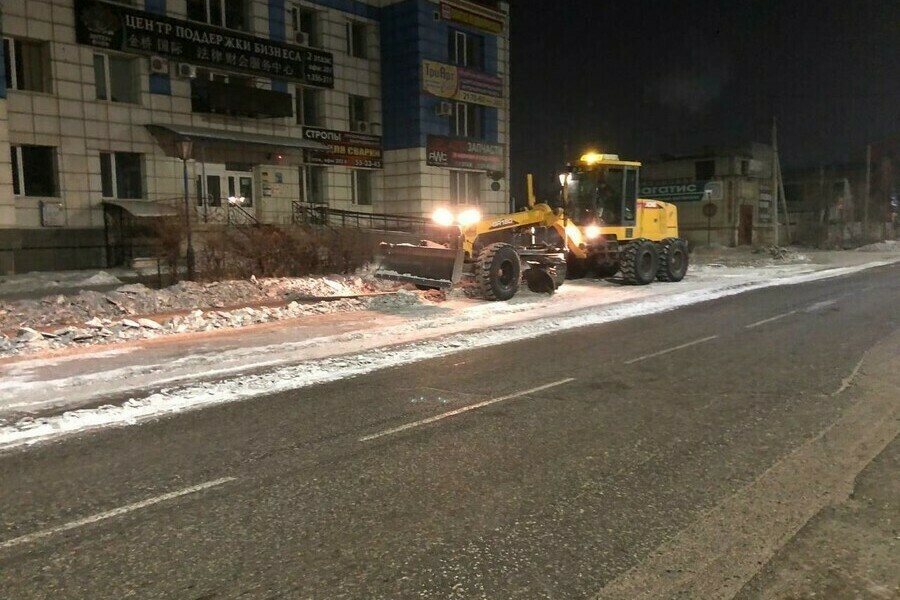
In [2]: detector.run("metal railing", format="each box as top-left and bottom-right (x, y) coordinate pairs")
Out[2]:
(291, 202), (430, 233)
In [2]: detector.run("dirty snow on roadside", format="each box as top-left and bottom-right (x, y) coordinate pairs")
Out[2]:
(2, 255), (897, 450)
(0, 274), (408, 357)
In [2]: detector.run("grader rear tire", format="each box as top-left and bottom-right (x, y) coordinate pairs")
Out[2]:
(476, 243), (521, 301)
(656, 238), (689, 282)
(620, 239), (659, 285)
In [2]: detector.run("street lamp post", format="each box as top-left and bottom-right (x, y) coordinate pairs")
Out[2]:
(175, 139), (195, 280)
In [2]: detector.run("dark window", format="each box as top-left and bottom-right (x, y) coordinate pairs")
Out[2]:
(94, 53), (139, 103)
(100, 153), (114, 197)
(448, 29), (484, 69)
(352, 170), (373, 206)
(296, 87), (321, 126)
(454, 102), (483, 138)
(695, 160), (716, 180)
(11, 145), (58, 197)
(292, 6), (319, 46)
(301, 166), (326, 204)
(3, 37), (50, 92)
(10, 145), (20, 196)
(450, 170), (481, 205)
(115, 153), (143, 199)
(349, 95), (369, 130)
(187, 0), (246, 30)
(623, 167), (638, 223)
(346, 21), (368, 58)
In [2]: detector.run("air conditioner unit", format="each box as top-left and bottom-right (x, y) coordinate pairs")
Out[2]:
(149, 56), (169, 75)
(177, 63), (197, 79)
(355, 121), (370, 133)
(436, 101), (453, 117)
(294, 31), (310, 46)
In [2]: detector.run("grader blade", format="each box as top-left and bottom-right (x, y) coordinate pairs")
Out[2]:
(375, 242), (464, 289)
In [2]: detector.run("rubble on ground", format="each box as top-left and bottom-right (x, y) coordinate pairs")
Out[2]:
(856, 240), (900, 252)
(0, 273), (433, 358)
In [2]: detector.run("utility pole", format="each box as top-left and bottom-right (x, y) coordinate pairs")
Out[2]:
(864, 143), (872, 238)
(771, 119), (780, 245)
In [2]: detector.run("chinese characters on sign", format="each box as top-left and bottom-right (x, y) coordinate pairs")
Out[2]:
(74, 0), (334, 87)
(302, 127), (383, 169)
(422, 60), (503, 108)
(426, 136), (504, 171)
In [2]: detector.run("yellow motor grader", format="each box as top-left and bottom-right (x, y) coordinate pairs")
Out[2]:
(375, 152), (689, 300)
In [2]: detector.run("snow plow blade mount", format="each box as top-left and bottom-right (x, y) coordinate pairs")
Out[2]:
(375, 242), (465, 289)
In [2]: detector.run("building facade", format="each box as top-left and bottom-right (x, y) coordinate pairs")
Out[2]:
(640, 143), (778, 248)
(0, 0), (510, 274)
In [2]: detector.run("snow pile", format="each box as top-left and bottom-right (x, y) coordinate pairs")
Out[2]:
(691, 245), (811, 269)
(856, 240), (900, 253)
(0, 270), (124, 296)
(0, 274), (415, 357)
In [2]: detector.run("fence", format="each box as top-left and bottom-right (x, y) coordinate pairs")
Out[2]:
(291, 202), (431, 233)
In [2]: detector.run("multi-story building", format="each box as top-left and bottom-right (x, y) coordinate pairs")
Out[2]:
(640, 143), (778, 247)
(0, 0), (510, 273)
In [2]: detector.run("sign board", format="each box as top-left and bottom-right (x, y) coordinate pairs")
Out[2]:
(426, 135), (504, 171)
(422, 60), (503, 108)
(440, 1), (504, 34)
(640, 181), (720, 202)
(702, 202), (718, 218)
(74, 0), (333, 87)
(302, 127), (382, 169)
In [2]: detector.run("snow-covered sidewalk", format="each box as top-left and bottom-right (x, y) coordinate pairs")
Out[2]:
(2, 247), (899, 451)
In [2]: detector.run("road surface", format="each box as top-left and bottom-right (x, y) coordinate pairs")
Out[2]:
(1, 264), (898, 599)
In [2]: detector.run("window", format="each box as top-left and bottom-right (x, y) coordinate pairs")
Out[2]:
(346, 21), (368, 59)
(3, 37), (51, 92)
(349, 95), (369, 131)
(695, 159), (716, 180)
(100, 152), (143, 199)
(352, 170), (373, 206)
(291, 6), (320, 46)
(300, 166), (326, 204)
(94, 53), (139, 103)
(10, 145), (58, 197)
(449, 170), (481, 205)
(187, 0), (246, 30)
(448, 29), (484, 70)
(296, 86), (322, 126)
(196, 68), (253, 86)
(196, 175), (222, 207)
(454, 102), (483, 139)
(228, 174), (254, 207)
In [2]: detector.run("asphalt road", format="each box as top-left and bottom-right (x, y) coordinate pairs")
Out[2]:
(1, 264), (899, 599)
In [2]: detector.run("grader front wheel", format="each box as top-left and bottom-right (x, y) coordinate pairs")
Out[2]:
(620, 239), (659, 285)
(476, 242), (521, 301)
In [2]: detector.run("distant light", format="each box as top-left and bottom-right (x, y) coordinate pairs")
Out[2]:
(580, 152), (620, 165)
(558, 172), (570, 186)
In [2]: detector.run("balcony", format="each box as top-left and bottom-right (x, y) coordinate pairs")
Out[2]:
(190, 79), (294, 119)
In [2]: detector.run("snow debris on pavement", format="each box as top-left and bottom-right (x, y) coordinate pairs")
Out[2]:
(1, 258), (896, 450)
(856, 240), (900, 252)
(0, 273), (412, 357)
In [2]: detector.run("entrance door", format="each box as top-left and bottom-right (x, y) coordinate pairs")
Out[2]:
(225, 172), (254, 208)
(739, 204), (754, 245)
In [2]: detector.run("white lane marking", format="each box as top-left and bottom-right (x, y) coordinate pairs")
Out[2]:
(804, 299), (838, 312)
(359, 378), (576, 442)
(623, 336), (719, 365)
(745, 310), (798, 329)
(0, 477), (236, 551)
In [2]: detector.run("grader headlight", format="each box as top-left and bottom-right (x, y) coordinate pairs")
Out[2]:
(432, 207), (455, 227)
(456, 208), (482, 228)
(585, 225), (601, 240)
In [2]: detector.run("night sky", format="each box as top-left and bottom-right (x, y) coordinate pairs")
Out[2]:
(509, 0), (900, 200)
